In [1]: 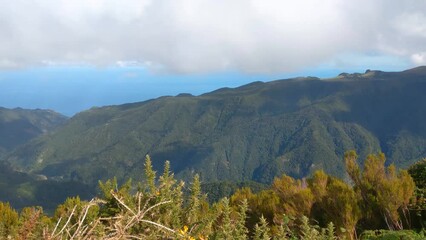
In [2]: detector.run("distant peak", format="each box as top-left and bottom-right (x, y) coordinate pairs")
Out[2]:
(403, 66), (426, 75)
(362, 69), (383, 77)
(176, 93), (194, 97)
(336, 69), (384, 79)
(337, 72), (362, 78)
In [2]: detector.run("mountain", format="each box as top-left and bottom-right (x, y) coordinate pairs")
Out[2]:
(3, 67), (426, 186)
(0, 161), (93, 213)
(0, 107), (67, 157)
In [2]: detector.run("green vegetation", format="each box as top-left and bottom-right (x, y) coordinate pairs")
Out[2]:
(0, 161), (94, 213)
(3, 68), (426, 189)
(360, 230), (425, 240)
(408, 159), (426, 229)
(0, 153), (424, 239)
(0, 67), (425, 238)
(0, 107), (67, 158)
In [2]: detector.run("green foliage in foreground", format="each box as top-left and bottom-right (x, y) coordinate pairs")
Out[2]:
(408, 159), (426, 229)
(360, 230), (425, 240)
(0, 153), (424, 239)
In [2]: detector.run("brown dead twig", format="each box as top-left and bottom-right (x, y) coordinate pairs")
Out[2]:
(46, 198), (104, 240)
(46, 191), (179, 239)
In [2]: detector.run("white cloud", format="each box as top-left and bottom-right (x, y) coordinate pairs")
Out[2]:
(0, 0), (425, 73)
(411, 52), (426, 65)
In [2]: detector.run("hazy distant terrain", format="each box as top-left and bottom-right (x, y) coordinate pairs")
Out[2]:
(2, 67), (426, 187)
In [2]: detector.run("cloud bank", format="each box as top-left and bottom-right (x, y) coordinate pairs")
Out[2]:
(0, 0), (425, 73)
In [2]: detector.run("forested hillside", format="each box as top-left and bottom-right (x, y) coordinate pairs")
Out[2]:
(3, 67), (426, 187)
(0, 161), (93, 212)
(0, 107), (67, 157)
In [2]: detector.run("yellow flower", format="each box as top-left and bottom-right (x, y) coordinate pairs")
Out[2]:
(179, 225), (189, 235)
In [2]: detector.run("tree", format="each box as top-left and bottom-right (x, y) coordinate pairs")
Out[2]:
(408, 158), (426, 228)
(251, 190), (280, 226)
(273, 214), (295, 240)
(324, 222), (336, 240)
(17, 207), (48, 239)
(309, 170), (328, 202)
(53, 196), (100, 238)
(321, 177), (361, 239)
(253, 215), (271, 240)
(144, 155), (157, 195)
(98, 177), (133, 218)
(0, 202), (18, 239)
(344, 151), (415, 230)
(185, 174), (213, 237)
(408, 158), (426, 191)
(187, 174), (202, 225)
(216, 197), (233, 239)
(158, 160), (183, 229)
(299, 215), (319, 240)
(272, 175), (314, 218)
(234, 199), (249, 240)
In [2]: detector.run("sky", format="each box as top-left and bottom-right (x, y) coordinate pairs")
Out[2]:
(0, 0), (425, 116)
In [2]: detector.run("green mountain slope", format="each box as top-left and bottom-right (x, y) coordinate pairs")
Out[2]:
(0, 161), (93, 213)
(0, 107), (67, 157)
(3, 67), (426, 185)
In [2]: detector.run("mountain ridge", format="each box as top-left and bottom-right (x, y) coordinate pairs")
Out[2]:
(2, 67), (426, 186)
